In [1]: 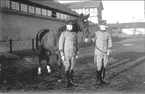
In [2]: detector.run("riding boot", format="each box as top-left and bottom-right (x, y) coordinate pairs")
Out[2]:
(96, 70), (101, 85)
(70, 70), (77, 86)
(65, 71), (73, 88)
(100, 68), (110, 84)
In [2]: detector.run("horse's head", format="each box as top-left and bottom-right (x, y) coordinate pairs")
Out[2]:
(61, 14), (90, 38)
(77, 13), (90, 38)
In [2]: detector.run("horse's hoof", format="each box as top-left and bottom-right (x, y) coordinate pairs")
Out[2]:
(38, 67), (41, 75)
(3, 80), (7, 84)
(58, 79), (62, 83)
(47, 66), (51, 73)
(38, 73), (41, 75)
(38, 71), (41, 75)
(48, 70), (51, 73)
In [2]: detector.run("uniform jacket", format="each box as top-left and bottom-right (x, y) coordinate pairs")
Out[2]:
(94, 31), (112, 53)
(59, 30), (79, 57)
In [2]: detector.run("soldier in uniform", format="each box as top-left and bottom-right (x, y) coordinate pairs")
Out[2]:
(85, 21), (112, 85)
(59, 21), (79, 88)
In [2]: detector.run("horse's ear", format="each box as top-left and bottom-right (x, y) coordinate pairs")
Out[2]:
(84, 14), (90, 19)
(79, 13), (84, 18)
(79, 13), (90, 19)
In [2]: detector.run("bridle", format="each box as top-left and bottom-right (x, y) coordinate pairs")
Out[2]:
(78, 18), (89, 38)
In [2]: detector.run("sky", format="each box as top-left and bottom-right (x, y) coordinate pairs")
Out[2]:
(58, 0), (145, 24)
(102, 0), (144, 23)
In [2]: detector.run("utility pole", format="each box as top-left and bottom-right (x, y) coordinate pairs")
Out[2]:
(144, 0), (145, 51)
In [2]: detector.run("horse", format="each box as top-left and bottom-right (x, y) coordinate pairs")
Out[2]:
(35, 14), (90, 79)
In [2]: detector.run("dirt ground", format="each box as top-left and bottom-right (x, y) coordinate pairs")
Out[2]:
(0, 38), (145, 94)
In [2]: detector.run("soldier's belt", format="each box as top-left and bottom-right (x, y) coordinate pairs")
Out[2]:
(95, 46), (107, 54)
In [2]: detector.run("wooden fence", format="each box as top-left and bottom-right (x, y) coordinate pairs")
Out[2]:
(0, 39), (35, 53)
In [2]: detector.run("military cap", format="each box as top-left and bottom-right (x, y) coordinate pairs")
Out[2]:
(100, 20), (106, 25)
(66, 20), (73, 25)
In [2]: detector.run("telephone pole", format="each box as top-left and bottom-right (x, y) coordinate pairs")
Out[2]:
(144, 0), (145, 50)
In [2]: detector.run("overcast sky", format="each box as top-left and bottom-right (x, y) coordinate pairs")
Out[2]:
(102, 1), (144, 23)
(58, 0), (145, 23)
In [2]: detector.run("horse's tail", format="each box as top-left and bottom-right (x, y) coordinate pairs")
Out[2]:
(36, 29), (41, 51)
(36, 29), (50, 52)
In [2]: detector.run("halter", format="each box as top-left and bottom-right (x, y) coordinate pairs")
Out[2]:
(78, 18), (89, 38)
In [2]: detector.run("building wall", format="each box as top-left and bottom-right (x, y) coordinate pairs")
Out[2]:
(97, 7), (102, 24)
(0, 12), (2, 40)
(0, 0), (79, 40)
(0, 11), (66, 40)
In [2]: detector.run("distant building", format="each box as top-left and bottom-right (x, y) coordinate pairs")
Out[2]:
(108, 22), (145, 37)
(63, 0), (104, 38)
(64, 0), (104, 24)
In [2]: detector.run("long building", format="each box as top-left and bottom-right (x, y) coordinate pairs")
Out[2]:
(0, 0), (78, 40)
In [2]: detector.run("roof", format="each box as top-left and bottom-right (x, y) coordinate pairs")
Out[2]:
(64, 1), (103, 10)
(107, 22), (145, 28)
(29, 0), (79, 17)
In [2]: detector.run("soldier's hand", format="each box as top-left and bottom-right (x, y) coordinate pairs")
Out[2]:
(107, 49), (112, 56)
(84, 38), (89, 43)
(76, 51), (79, 59)
(61, 56), (65, 61)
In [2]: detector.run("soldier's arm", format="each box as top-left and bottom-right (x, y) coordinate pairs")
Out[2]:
(59, 32), (65, 57)
(108, 33), (112, 49)
(89, 32), (96, 42)
(76, 36), (79, 52)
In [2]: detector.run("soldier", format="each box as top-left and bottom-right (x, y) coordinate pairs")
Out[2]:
(85, 22), (112, 85)
(59, 21), (79, 88)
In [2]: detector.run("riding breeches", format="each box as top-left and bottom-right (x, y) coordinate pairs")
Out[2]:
(63, 56), (76, 71)
(94, 49), (108, 71)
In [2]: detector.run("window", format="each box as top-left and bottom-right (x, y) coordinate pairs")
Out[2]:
(89, 8), (97, 17)
(11, 1), (19, 10)
(85, 8), (89, 14)
(36, 7), (41, 15)
(42, 9), (47, 16)
(0, 0), (10, 8)
(47, 10), (52, 16)
(20, 3), (27, 12)
(56, 12), (61, 19)
(64, 14), (67, 20)
(60, 13), (64, 19)
(74, 9), (78, 14)
(76, 9), (80, 14)
(93, 8), (97, 16)
(67, 16), (70, 20)
(82, 8), (85, 14)
(66, 15), (69, 20)
(28, 5), (34, 13)
(78, 8), (82, 14)
(52, 11), (56, 18)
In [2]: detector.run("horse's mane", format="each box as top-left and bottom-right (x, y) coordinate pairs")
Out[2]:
(57, 19), (80, 35)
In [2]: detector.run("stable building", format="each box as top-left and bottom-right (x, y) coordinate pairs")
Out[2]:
(0, 0), (78, 40)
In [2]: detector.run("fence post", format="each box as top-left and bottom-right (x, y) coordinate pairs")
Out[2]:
(9, 39), (12, 53)
(32, 38), (34, 52)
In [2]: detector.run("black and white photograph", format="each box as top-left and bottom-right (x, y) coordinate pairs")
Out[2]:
(0, 0), (145, 94)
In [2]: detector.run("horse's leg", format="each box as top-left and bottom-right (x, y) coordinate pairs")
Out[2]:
(38, 50), (42, 75)
(56, 52), (63, 82)
(45, 50), (52, 74)
(38, 48), (45, 75)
